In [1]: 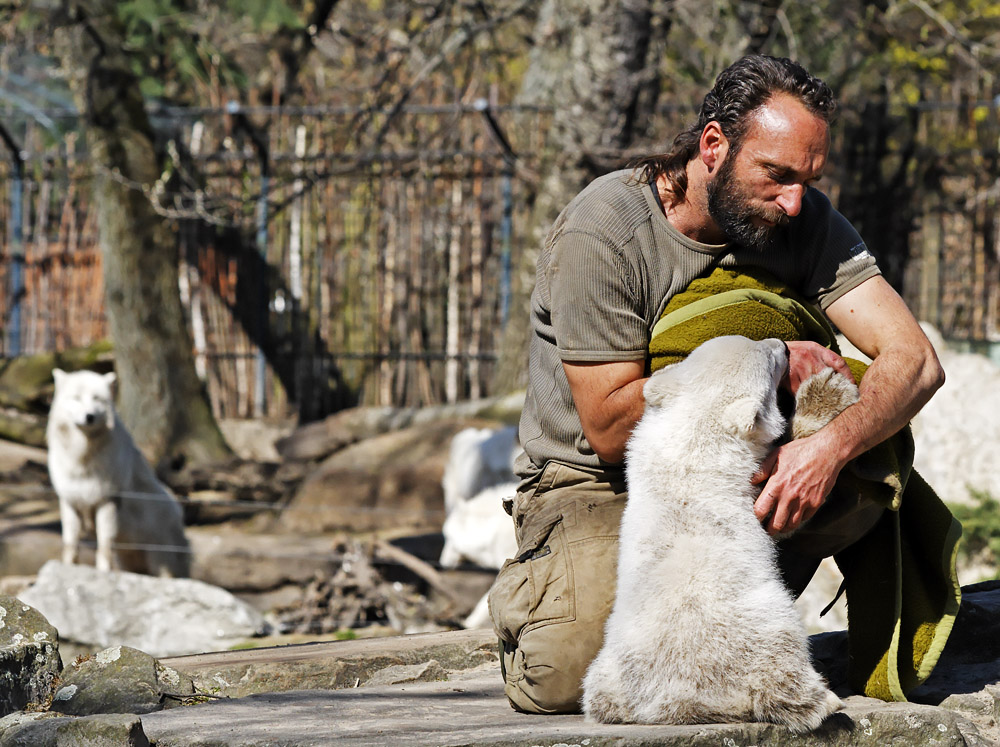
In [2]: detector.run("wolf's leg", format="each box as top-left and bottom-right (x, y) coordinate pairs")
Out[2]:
(59, 502), (82, 565)
(94, 501), (119, 571)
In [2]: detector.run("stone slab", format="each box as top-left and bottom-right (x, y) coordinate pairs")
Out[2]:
(159, 628), (499, 698)
(140, 670), (990, 747)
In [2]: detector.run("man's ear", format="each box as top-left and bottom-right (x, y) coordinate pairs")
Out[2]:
(699, 121), (730, 173)
(723, 397), (759, 435)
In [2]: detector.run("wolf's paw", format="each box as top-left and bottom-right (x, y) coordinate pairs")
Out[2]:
(790, 367), (859, 440)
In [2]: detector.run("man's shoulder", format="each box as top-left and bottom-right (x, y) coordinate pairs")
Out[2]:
(557, 169), (653, 244)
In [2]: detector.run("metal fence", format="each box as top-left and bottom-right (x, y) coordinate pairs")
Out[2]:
(2, 100), (999, 419)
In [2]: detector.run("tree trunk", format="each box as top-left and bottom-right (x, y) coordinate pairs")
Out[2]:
(492, 0), (670, 394)
(51, 0), (231, 469)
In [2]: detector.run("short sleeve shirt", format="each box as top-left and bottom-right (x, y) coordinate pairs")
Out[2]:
(516, 169), (880, 482)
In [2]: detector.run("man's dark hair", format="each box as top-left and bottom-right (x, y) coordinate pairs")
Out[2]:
(635, 55), (837, 203)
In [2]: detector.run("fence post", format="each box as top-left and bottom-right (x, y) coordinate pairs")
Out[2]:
(255, 172), (269, 417)
(473, 99), (516, 328)
(500, 169), (512, 327)
(0, 127), (25, 355)
(228, 100), (271, 417)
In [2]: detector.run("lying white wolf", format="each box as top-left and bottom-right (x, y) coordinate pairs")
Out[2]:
(583, 335), (855, 731)
(46, 369), (190, 577)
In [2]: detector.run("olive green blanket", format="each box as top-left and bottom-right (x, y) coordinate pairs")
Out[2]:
(649, 266), (962, 701)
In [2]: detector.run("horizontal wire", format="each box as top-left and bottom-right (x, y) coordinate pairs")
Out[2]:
(0, 531), (469, 569)
(3, 483), (458, 518)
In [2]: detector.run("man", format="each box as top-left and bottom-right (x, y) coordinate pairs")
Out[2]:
(487, 55), (944, 714)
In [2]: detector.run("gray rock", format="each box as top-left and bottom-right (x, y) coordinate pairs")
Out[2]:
(49, 645), (193, 716)
(160, 627), (499, 699)
(282, 418), (502, 534)
(363, 660), (448, 687)
(275, 394), (523, 462)
(0, 596), (62, 716)
(19, 561), (268, 658)
(0, 711), (149, 747)
(139, 672), (991, 747)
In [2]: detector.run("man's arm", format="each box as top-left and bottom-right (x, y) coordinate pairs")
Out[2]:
(753, 275), (945, 534)
(563, 359), (646, 464)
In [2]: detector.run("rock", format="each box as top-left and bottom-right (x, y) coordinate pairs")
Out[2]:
(0, 711), (149, 747)
(186, 530), (341, 593)
(18, 561), (268, 658)
(363, 660), (448, 686)
(0, 596), (62, 716)
(216, 418), (294, 462)
(281, 418), (504, 534)
(159, 627), (499, 699)
(0, 439), (46, 473)
(49, 645), (193, 716)
(808, 581), (1000, 743)
(275, 394), (524, 462)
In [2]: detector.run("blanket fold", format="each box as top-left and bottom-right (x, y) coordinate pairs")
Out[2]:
(648, 266), (962, 701)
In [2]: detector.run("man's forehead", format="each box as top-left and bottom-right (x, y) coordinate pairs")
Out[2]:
(741, 96), (829, 167)
(745, 95), (830, 154)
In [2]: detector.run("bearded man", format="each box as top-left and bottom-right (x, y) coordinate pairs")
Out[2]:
(487, 54), (945, 714)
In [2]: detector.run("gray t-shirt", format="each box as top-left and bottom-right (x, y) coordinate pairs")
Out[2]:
(516, 169), (880, 483)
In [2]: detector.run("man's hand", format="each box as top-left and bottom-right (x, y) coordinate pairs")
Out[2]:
(751, 432), (845, 535)
(783, 340), (853, 394)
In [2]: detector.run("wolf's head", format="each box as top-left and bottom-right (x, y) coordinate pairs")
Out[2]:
(641, 335), (789, 451)
(50, 369), (118, 436)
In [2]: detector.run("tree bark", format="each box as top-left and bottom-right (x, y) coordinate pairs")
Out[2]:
(51, 0), (230, 468)
(492, 0), (670, 394)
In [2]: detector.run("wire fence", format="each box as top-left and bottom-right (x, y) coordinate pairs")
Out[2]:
(2, 99), (999, 420)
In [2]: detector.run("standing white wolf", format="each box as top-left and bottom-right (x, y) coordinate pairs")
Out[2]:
(582, 336), (849, 731)
(46, 369), (190, 577)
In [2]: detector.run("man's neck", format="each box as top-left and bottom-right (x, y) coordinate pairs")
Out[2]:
(656, 169), (726, 245)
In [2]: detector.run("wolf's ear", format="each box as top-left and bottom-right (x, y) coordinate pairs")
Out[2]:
(723, 397), (760, 435)
(52, 369), (66, 387)
(104, 372), (118, 398)
(643, 366), (680, 408)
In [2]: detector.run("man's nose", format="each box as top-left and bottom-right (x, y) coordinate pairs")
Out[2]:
(775, 184), (805, 217)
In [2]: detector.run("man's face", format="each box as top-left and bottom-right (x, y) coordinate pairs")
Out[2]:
(706, 94), (829, 249)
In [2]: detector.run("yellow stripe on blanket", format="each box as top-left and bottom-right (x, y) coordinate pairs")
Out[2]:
(647, 266), (962, 702)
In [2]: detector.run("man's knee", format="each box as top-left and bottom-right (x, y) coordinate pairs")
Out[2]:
(501, 637), (586, 713)
(499, 605), (612, 714)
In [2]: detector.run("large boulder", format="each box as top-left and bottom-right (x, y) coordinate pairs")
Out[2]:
(281, 418), (506, 534)
(0, 711), (149, 747)
(18, 561), (268, 657)
(0, 597), (62, 716)
(275, 394), (524, 462)
(49, 645), (194, 716)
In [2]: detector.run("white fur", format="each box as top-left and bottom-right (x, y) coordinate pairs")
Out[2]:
(582, 336), (841, 731)
(440, 426), (519, 514)
(46, 369), (190, 577)
(439, 481), (519, 630)
(439, 482), (519, 570)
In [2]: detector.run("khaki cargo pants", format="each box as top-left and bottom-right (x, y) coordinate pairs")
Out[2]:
(487, 460), (884, 714)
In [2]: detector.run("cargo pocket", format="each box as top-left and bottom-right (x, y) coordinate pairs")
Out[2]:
(488, 509), (575, 648)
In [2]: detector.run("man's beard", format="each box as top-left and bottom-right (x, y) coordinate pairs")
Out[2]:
(706, 154), (789, 249)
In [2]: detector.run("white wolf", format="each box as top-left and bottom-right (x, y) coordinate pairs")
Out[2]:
(46, 369), (190, 577)
(582, 336), (851, 731)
